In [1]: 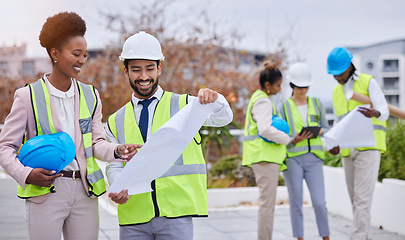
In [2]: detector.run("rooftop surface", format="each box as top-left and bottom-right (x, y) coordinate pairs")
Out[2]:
(1, 178), (404, 240)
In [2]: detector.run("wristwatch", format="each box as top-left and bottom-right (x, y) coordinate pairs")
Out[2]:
(114, 145), (124, 159)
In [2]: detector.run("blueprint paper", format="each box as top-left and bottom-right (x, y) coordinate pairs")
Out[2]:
(324, 105), (375, 150)
(108, 97), (219, 195)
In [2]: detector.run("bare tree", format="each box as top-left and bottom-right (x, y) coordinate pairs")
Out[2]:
(0, 75), (37, 124)
(80, 0), (287, 126)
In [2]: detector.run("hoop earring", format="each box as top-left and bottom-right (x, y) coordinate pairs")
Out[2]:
(54, 59), (58, 63)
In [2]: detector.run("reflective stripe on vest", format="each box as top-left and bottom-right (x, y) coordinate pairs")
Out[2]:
(337, 114), (387, 132)
(17, 78), (105, 199)
(110, 93), (206, 177)
(107, 91), (208, 225)
(242, 90), (287, 169)
(282, 97), (325, 160)
(332, 73), (387, 156)
(75, 81), (105, 196)
(30, 79), (56, 135)
(243, 91), (277, 142)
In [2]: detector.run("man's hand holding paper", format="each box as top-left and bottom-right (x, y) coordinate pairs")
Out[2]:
(107, 98), (222, 196)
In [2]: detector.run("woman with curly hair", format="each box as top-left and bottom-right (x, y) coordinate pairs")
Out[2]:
(0, 12), (140, 240)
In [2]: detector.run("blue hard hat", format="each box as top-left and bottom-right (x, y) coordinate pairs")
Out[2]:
(327, 47), (353, 75)
(260, 115), (290, 143)
(18, 132), (76, 173)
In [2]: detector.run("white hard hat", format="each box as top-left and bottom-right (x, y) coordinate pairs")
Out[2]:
(288, 62), (313, 87)
(119, 31), (165, 61)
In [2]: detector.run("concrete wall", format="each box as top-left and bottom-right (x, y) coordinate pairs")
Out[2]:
(207, 175), (311, 209)
(322, 166), (405, 235)
(208, 166), (405, 235)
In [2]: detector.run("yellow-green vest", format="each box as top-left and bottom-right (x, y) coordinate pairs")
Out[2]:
(107, 91), (208, 225)
(332, 73), (387, 157)
(281, 97), (325, 160)
(17, 78), (106, 198)
(242, 90), (287, 171)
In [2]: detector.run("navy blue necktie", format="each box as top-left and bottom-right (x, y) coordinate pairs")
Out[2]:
(138, 98), (155, 142)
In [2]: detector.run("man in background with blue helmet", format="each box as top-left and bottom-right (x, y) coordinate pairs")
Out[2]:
(327, 47), (389, 240)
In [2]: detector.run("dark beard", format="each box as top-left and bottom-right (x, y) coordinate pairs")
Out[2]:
(129, 77), (159, 98)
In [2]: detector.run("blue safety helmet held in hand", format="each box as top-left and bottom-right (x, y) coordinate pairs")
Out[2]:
(260, 115), (290, 143)
(18, 132), (75, 173)
(327, 47), (353, 76)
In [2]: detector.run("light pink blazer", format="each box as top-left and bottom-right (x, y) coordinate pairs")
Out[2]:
(0, 79), (118, 203)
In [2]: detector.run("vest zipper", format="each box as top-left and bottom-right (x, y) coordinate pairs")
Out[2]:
(307, 139), (311, 153)
(151, 180), (160, 217)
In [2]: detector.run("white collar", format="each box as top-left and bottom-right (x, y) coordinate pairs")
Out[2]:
(43, 73), (75, 98)
(350, 70), (360, 81)
(131, 85), (163, 105)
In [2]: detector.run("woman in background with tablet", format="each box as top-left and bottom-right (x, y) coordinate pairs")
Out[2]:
(278, 63), (330, 240)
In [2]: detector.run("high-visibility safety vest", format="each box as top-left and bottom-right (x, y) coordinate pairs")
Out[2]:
(17, 78), (106, 198)
(332, 73), (387, 157)
(107, 91), (208, 225)
(242, 90), (287, 171)
(280, 97), (325, 160)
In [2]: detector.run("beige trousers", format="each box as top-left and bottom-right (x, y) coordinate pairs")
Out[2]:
(343, 149), (381, 240)
(252, 162), (280, 240)
(25, 177), (99, 240)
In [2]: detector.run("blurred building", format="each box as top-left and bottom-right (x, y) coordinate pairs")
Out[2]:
(0, 44), (103, 79)
(0, 44), (52, 79)
(347, 39), (405, 109)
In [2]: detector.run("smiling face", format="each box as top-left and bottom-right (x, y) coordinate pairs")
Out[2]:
(125, 59), (161, 99)
(50, 36), (87, 80)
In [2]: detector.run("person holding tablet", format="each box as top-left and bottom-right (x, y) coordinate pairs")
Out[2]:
(278, 62), (330, 240)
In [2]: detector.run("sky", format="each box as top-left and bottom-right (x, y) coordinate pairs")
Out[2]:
(1, 0), (405, 105)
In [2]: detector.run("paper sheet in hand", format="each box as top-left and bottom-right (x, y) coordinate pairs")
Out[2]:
(324, 105), (375, 150)
(108, 97), (219, 195)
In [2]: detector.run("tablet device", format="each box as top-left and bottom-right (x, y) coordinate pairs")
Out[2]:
(299, 126), (321, 138)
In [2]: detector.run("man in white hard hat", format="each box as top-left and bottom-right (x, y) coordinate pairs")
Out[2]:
(278, 62), (330, 240)
(327, 47), (388, 240)
(105, 31), (233, 240)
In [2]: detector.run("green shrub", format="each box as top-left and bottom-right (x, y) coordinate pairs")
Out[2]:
(323, 149), (342, 167)
(209, 154), (241, 179)
(208, 154), (256, 188)
(200, 121), (241, 162)
(207, 119), (405, 188)
(208, 154), (286, 188)
(379, 119), (405, 181)
(324, 119), (405, 182)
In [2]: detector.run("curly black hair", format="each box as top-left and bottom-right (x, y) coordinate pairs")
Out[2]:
(39, 12), (86, 57)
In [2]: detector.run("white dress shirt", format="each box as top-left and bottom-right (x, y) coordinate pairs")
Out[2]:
(297, 104), (308, 126)
(341, 71), (389, 122)
(44, 75), (79, 171)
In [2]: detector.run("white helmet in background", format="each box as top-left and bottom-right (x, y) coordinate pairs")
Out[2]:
(119, 31), (165, 61)
(288, 62), (313, 87)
